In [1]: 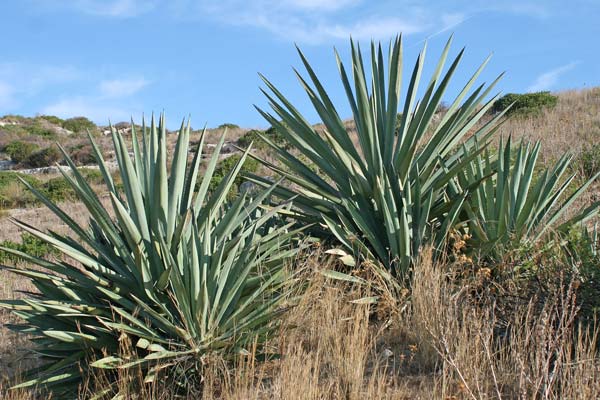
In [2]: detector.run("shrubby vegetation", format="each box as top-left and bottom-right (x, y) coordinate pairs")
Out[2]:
(26, 146), (62, 168)
(3, 140), (39, 164)
(0, 232), (59, 264)
(576, 142), (600, 179)
(37, 115), (64, 125)
(0, 171), (93, 209)
(492, 91), (558, 116)
(237, 125), (288, 150)
(61, 116), (96, 133)
(207, 153), (260, 196)
(217, 122), (239, 130)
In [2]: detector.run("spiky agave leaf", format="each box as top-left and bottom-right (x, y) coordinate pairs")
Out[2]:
(247, 35), (507, 278)
(0, 115), (303, 398)
(458, 136), (600, 259)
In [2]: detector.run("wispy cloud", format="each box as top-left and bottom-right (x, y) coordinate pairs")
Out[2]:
(31, 0), (556, 44)
(43, 76), (151, 122)
(0, 81), (15, 109)
(281, 0), (360, 12)
(0, 60), (150, 123)
(35, 0), (158, 18)
(41, 97), (135, 122)
(99, 78), (150, 98)
(0, 63), (81, 110)
(190, 0), (450, 43)
(527, 61), (580, 92)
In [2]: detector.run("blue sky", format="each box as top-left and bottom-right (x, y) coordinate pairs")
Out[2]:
(1, 0), (599, 128)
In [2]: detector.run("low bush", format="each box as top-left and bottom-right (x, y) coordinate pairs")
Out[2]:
(69, 143), (95, 165)
(37, 115), (64, 125)
(0, 171), (41, 209)
(79, 168), (104, 185)
(238, 126), (289, 151)
(3, 140), (39, 164)
(575, 143), (600, 180)
(492, 91), (558, 116)
(41, 176), (76, 203)
(26, 146), (62, 168)
(0, 233), (60, 264)
(62, 116), (96, 133)
(24, 122), (56, 138)
(217, 123), (240, 130)
(237, 129), (264, 149)
(208, 154), (260, 197)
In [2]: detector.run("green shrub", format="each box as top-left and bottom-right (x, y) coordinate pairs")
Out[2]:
(1, 114), (28, 123)
(576, 143), (600, 180)
(62, 116), (96, 133)
(24, 122), (56, 138)
(237, 129), (264, 149)
(0, 233), (59, 264)
(208, 154), (260, 197)
(492, 91), (558, 116)
(69, 143), (95, 165)
(3, 140), (39, 164)
(0, 172), (41, 209)
(79, 168), (104, 185)
(217, 122), (240, 130)
(26, 146), (62, 168)
(41, 177), (76, 203)
(238, 125), (289, 151)
(37, 115), (64, 125)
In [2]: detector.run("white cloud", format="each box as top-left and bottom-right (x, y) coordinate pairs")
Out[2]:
(42, 97), (135, 123)
(189, 0), (443, 43)
(281, 0), (360, 12)
(527, 62), (579, 92)
(42, 76), (151, 123)
(0, 81), (15, 109)
(36, 0), (159, 18)
(99, 78), (150, 98)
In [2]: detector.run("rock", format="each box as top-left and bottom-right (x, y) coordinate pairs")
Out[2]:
(239, 181), (258, 194)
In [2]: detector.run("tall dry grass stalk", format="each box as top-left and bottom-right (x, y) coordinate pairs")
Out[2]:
(411, 249), (600, 400)
(4, 251), (600, 399)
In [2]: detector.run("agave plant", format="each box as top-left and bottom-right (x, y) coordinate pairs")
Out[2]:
(458, 136), (600, 259)
(247, 36), (508, 277)
(0, 116), (302, 398)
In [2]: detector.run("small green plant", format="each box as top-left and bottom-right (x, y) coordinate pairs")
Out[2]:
(238, 126), (288, 150)
(26, 146), (62, 168)
(24, 122), (56, 138)
(79, 168), (104, 185)
(62, 116), (96, 133)
(208, 154), (260, 197)
(0, 233), (59, 264)
(575, 143), (600, 180)
(37, 115), (64, 125)
(3, 140), (39, 164)
(492, 91), (558, 116)
(68, 143), (96, 165)
(238, 129), (265, 149)
(41, 176), (76, 202)
(0, 171), (41, 209)
(217, 122), (240, 130)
